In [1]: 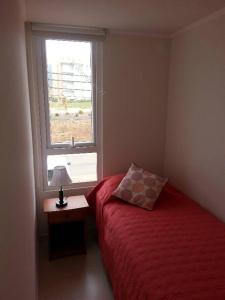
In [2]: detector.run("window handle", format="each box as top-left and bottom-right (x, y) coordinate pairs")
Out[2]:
(71, 137), (75, 148)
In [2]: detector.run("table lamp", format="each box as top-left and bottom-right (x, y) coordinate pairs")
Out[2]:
(50, 166), (72, 208)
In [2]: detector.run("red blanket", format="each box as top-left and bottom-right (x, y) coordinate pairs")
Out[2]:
(87, 175), (225, 300)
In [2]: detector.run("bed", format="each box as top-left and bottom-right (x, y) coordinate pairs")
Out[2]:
(87, 174), (225, 300)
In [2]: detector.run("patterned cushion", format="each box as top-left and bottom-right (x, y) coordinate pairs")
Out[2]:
(112, 163), (167, 210)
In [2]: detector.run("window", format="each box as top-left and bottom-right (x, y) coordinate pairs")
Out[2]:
(28, 24), (104, 191)
(45, 40), (94, 147)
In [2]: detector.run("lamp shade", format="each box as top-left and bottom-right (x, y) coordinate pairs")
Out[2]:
(50, 166), (72, 186)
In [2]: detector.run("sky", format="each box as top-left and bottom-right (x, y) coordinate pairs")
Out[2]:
(46, 40), (91, 65)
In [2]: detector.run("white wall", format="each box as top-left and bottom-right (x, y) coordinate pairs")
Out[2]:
(0, 0), (36, 299)
(103, 33), (170, 176)
(165, 14), (225, 221)
(0, 0), (224, 295)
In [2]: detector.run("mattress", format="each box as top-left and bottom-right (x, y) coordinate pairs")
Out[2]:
(87, 175), (225, 300)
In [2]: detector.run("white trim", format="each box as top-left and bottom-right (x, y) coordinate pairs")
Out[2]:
(95, 42), (104, 182)
(45, 180), (98, 192)
(91, 42), (97, 147)
(26, 24), (44, 196)
(46, 146), (97, 156)
(171, 7), (225, 38)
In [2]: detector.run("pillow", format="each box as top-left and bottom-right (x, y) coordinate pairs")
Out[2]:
(112, 163), (167, 210)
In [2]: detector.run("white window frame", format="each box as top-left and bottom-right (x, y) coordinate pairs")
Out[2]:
(26, 23), (104, 192)
(40, 39), (97, 150)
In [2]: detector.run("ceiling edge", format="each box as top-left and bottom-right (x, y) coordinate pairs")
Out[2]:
(109, 29), (170, 39)
(170, 6), (225, 39)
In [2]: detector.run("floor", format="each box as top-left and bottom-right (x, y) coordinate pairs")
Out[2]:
(38, 227), (114, 300)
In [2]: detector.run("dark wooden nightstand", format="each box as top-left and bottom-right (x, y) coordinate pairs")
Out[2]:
(43, 195), (89, 260)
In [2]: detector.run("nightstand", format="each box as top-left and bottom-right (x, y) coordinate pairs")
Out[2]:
(43, 195), (89, 260)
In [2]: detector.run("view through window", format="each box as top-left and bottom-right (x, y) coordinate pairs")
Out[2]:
(46, 40), (93, 145)
(45, 40), (97, 185)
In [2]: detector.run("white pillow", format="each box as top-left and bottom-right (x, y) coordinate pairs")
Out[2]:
(112, 163), (167, 210)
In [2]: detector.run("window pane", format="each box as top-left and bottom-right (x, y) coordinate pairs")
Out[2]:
(47, 153), (97, 185)
(45, 40), (93, 145)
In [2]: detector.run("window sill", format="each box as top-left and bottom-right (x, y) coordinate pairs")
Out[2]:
(40, 182), (97, 199)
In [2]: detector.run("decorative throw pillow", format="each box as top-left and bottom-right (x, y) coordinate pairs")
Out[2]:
(112, 163), (167, 210)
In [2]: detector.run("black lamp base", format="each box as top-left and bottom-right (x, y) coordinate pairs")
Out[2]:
(56, 198), (68, 208)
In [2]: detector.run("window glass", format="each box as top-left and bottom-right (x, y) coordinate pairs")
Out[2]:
(45, 40), (93, 145)
(47, 153), (97, 185)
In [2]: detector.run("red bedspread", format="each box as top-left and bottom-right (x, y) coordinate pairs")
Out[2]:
(87, 175), (225, 300)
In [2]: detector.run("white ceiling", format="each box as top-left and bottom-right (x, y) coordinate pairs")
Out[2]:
(25, 0), (225, 36)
